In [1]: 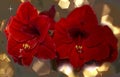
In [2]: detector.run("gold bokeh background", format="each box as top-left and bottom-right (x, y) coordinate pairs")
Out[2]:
(0, 0), (120, 77)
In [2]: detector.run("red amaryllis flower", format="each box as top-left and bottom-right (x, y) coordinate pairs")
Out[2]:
(5, 2), (56, 66)
(39, 5), (56, 37)
(39, 5), (56, 30)
(53, 5), (118, 69)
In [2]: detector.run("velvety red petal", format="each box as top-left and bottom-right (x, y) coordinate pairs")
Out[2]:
(8, 17), (36, 42)
(66, 5), (98, 34)
(16, 2), (38, 24)
(35, 35), (56, 59)
(57, 43), (75, 59)
(34, 15), (52, 43)
(82, 27), (104, 47)
(83, 42), (110, 63)
(53, 18), (73, 47)
(69, 48), (83, 68)
(7, 36), (21, 57)
(102, 26), (118, 62)
(35, 45), (56, 59)
(21, 52), (34, 66)
(43, 34), (56, 52)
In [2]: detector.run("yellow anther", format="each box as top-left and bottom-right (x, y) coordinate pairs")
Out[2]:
(75, 45), (79, 50)
(75, 45), (82, 49)
(75, 45), (82, 52)
(79, 45), (82, 49)
(23, 43), (30, 49)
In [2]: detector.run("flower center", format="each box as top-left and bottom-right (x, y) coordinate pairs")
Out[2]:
(22, 43), (30, 49)
(75, 45), (82, 53)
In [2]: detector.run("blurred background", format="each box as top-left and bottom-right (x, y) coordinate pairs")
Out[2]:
(0, 0), (120, 77)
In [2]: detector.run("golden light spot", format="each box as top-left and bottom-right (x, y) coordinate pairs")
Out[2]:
(101, 4), (120, 35)
(83, 62), (111, 77)
(20, 0), (31, 3)
(97, 62), (110, 72)
(0, 53), (14, 77)
(83, 65), (99, 77)
(58, 63), (75, 77)
(101, 15), (120, 35)
(32, 59), (51, 76)
(58, 0), (70, 9)
(20, 0), (25, 2)
(102, 4), (111, 16)
(0, 53), (11, 62)
(0, 20), (6, 32)
(74, 0), (89, 7)
(74, 0), (84, 7)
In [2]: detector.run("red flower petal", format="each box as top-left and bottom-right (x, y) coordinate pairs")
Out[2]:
(54, 18), (73, 47)
(16, 2), (38, 24)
